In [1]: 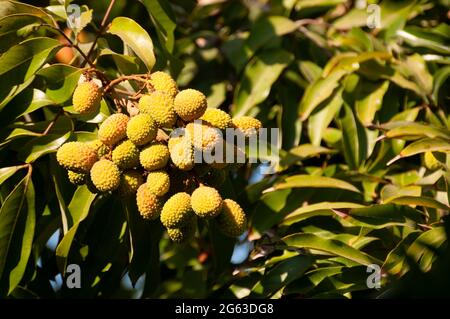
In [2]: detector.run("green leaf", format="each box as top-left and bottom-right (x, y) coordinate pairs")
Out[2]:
(299, 69), (348, 121)
(0, 37), (62, 109)
(388, 138), (450, 165)
(299, 52), (390, 120)
(36, 64), (83, 103)
(397, 28), (450, 55)
(386, 196), (450, 211)
(226, 16), (297, 72)
(140, 0), (176, 53)
(278, 84), (302, 150)
(385, 123), (450, 140)
(56, 186), (96, 272)
(338, 104), (367, 169)
(18, 128), (72, 163)
(401, 54), (434, 95)
(108, 17), (156, 71)
(233, 49), (293, 117)
(98, 48), (143, 75)
(433, 66), (450, 105)
(278, 144), (334, 171)
(308, 89), (343, 146)
(355, 81), (390, 125)
(282, 202), (365, 226)
(296, 0), (346, 9)
(0, 173), (35, 296)
(123, 199), (163, 285)
(251, 255), (314, 297)
(270, 175), (360, 193)
(0, 15), (43, 53)
(0, 1), (54, 24)
(0, 89), (55, 129)
(282, 233), (380, 266)
(0, 166), (23, 185)
(347, 204), (424, 229)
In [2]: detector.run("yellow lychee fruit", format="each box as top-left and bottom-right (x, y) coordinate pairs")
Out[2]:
(146, 170), (170, 196)
(232, 116), (262, 137)
(174, 89), (207, 121)
(90, 159), (121, 192)
(191, 186), (223, 218)
(167, 217), (197, 243)
(136, 183), (162, 220)
(126, 114), (157, 146)
(57, 142), (98, 173)
(118, 170), (144, 197)
(149, 71), (178, 97)
(140, 142), (170, 171)
(138, 92), (177, 128)
(112, 140), (140, 169)
(73, 81), (102, 114)
(98, 113), (129, 146)
(169, 136), (195, 171)
(185, 121), (222, 152)
(87, 139), (110, 158)
(200, 108), (232, 130)
(160, 192), (193, 228)
(216, 199), (247, 237)
(68, 170), (87, 185)
(424, 152), (441, 171)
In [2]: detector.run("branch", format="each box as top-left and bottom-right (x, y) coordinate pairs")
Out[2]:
(82, 0), (116, 67)
(103, 75), (150, 93)
(41, 109), (63, 136)
(42, 24), (95, 68)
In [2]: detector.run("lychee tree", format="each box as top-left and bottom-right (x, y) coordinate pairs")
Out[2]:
(0, 0), (449, 299)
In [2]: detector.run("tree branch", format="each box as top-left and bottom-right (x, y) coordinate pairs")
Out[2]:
(82, 0), (117, 67)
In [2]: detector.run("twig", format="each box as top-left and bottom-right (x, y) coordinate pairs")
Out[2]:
(41, 24), (95, 68)
(82, 0), (116, 67)
(41, 110), (63, 136)
(103, 75), (150, 93)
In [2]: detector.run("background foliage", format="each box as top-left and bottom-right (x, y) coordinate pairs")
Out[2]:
(0, 0), (449, 298)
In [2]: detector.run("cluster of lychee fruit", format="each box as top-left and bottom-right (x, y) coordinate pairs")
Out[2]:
(56, 71), (262, 242)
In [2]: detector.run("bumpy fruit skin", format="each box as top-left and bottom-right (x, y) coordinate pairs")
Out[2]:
(90, 159), (121, 192)
(169, 136), (195, 171)
(216, 199), (247, 237)
(149, 71), (178, 98)
(185, 121), (222, 152)
(167, 217), (197, 243)
(138, 92), (177, 128)
(73, 81), (102, 114)
(126, 114), (157, 146)
(146, 170), (170, 196)
(424, 152), (440, 171)
(68, 171), (87, 185)
(140, 142), (170, 171)
(191, 186), (223, 218)
(119, 170), (144, 196)
(57, 142), (98, 173)
(136, 183), (162, 220)
(87, 139), (110, 158)
(112, 140), (140, 169)
(200, 108), (232, 130)
(98, 113), (129, 146)
(160, 192), (193, 228)
(232, 116), (262, 137)
(174, 89), (207, 121)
